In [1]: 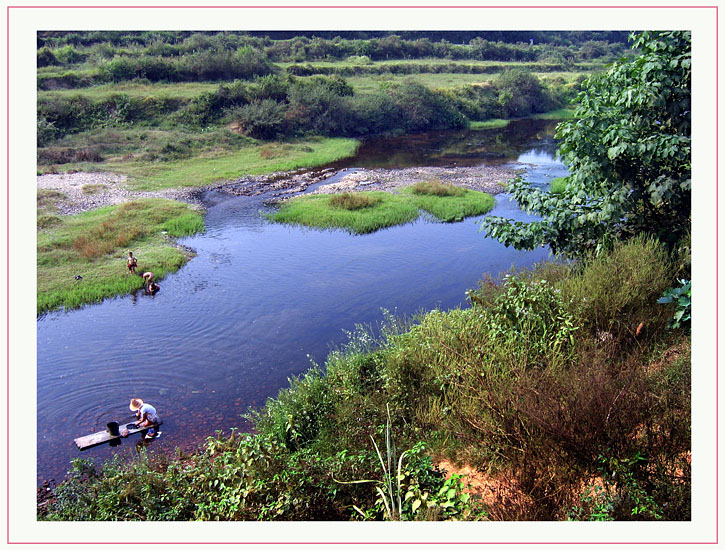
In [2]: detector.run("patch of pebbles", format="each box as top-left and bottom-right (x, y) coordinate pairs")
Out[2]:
(309, 165), (516, 196)
(37, 172), (205, 216)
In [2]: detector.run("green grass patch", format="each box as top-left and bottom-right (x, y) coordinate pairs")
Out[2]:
(105, 137), (360, 191)
(269, 191), (419, 235)
(270, 183), (495, 233)
(529, 107), (576, 120)
(548, 176), (567, 194)
(469, 119), (509, 129)
(402, 183), (495, 222)
(37, 198), (204, 314)
(38, 81), (218, 101)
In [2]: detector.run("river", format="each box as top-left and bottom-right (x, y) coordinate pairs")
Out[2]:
(36, 119), (567, 484)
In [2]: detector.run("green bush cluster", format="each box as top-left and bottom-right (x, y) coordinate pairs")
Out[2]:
(37, 94), (182, 146)
(191, 73), (558, 140)
(38, 31), (628, 65)
(96, 47), (274, 83)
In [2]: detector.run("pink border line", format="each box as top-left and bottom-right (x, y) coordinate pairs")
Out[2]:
(5, 4), (10, 548)
(716, 5), (720, 547)
(4, 3), (724, 7)
(10, 4), (718, 545)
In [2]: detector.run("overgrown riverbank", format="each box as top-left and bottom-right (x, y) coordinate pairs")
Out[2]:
(38, 237), (691, 521)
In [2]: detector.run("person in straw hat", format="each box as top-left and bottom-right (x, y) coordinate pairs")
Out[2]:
(130, 398), (161, 439)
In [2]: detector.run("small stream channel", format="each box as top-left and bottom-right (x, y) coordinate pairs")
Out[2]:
(37, 119), (567, 484)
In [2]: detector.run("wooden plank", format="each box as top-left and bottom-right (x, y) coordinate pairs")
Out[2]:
(74, 420), (163, 451)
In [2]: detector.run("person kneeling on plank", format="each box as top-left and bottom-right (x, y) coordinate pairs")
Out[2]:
(130, 398), (161, 439)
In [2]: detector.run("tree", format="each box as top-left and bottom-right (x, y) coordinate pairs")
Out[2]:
(482, 31), (691, 257)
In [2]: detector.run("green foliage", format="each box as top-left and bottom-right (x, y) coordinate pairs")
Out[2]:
(482, 274), (578, 362)
(548, 176), (567, 194)
(247, 364), (335, 451)
(495, 68), (555, 117)
(336, 409), (476, 521)
(230, 99), (287, 139)
(559, 236), (672, 339)
(658, 279), (691, 329)
(37, 47), (59, 67)
(482, 31), (691, 257)
(40, 241), (689, 521)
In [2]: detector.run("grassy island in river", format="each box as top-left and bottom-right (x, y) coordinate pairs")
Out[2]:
(269, 182), (496, 234)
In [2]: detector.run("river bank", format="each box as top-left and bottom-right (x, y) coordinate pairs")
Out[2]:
(37, 163), (516, 215)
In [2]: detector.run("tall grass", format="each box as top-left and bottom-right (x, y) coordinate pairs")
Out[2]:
(37, 198), (204, 313)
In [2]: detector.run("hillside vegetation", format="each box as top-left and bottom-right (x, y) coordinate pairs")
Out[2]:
(37, 31), (619, 181)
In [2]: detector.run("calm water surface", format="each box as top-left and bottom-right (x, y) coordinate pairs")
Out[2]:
(37, 120), (567, 483)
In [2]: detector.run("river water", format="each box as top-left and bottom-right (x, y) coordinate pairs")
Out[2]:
(36, 119), (567, 484)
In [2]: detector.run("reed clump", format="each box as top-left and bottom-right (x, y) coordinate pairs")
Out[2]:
(329, 192), (383, 211)
(410, 179), (465, 197)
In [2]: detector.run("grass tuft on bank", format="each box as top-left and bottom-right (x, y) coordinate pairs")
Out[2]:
(269, 184), (496, 234)
(404, 180), (495, 222)
(37, 198), (204, 314)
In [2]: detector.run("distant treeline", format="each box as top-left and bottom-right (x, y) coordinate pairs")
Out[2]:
(37, 31), (628, 68)
(38, 71), (570, 146)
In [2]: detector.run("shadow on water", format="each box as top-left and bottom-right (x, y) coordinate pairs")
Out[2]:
(36, 118), (567, 484)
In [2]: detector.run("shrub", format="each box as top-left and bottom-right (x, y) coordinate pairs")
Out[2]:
(53, 45), (85, 64)
(247, 364), (335, 451)
(329, 192), (383, 210)
(37, 47), (59, 67)
(495, 68), (554, 117)
(410, 179), (465, 197)
(230, 99), (287, 139)
(559, 236), (673, 340)
(482, 274), (578, 364)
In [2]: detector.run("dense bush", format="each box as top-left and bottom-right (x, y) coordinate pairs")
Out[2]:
(230, 99), (288, 139)
(496, 68), (557, 117)
(37, 47), (58, 67)
(97, 47), (274, 83)
(38, 94), (181, 138)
